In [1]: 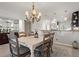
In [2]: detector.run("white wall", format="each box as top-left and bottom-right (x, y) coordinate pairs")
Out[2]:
(31, 18), (51, 36)
(19, 19), (25, 32)
(54, 31), (79, 45)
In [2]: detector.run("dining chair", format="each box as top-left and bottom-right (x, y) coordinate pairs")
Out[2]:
(50, 32), (55, 53)
(34, 33), (51, 57)
(7, 32), (31, 57)
(14, 32), (19, 38)
(28, 31), (34, 36)
(19, 32), (27, 37)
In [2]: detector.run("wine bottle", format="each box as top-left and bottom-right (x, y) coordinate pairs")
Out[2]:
(34, 31), (38, 38)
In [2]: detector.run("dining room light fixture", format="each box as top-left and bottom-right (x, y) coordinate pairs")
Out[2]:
(25, 2), (41, 23)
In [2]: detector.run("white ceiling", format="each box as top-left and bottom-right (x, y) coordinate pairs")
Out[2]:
(0, 2), (79, 20)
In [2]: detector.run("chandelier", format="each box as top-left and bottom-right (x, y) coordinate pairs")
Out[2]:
(25, 2), (41, 23)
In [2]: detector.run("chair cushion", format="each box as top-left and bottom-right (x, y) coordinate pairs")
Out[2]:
(35, 44), (48, 52)
(34, 45), (49, 57)
(12, 45), (30, 55)
(35, 45), (43, 52)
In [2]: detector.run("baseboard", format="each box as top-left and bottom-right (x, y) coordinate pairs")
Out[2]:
(54, 41), (72, 48)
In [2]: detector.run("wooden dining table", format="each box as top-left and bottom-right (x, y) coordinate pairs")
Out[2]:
(18, 36), (43, 57)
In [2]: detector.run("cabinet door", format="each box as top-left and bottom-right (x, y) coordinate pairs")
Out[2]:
(0, 33), (9, 45)
(72, 11), (79, 27)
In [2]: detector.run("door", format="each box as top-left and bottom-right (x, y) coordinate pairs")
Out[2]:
(24, 20), (31, 34)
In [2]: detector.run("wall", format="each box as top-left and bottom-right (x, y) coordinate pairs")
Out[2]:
(19, 19), (31, 34)
(31, 18), (51, 36)
(19, 19), (25, 32)
(31, 10), (79, 46)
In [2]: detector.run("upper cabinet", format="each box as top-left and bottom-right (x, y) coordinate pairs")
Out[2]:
(0, 17), (19, 33)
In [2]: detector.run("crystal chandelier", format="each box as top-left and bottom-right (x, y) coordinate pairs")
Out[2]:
(25, 2), (41, 23)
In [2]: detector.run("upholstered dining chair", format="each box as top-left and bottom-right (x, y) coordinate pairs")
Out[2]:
(14, 32), (19, 38)
(28, 32), (34, 36)
(34, 33), (51, 57)
(7, 32), (31, 57)
(19, 32), (27, 37)
(50, 32), (55, 53)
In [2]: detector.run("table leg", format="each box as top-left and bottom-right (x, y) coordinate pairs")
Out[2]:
(30, 47), (34, 57)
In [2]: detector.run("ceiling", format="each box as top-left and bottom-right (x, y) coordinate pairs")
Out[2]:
(0, 2), (79, 20)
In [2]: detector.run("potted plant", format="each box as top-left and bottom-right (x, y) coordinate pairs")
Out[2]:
(72, 41), (78, 49)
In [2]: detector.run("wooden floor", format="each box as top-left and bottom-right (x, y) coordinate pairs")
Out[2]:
(51, 44), (79, 57)
(0, 44), (10, 57)
(0, 43), (79, 57)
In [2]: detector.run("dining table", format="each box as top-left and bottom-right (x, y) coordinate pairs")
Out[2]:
(18, 36), (43, 57)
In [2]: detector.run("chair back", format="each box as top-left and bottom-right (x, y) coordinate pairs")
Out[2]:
(28, 32), (34, 36)
(7, 32), (20, 56)
(14, 32), (19, 38)
(43, 33), (50, 43)
(19, 32), (27, 37)
(43, 33), (51, 56)
(50, 32), (55, 46)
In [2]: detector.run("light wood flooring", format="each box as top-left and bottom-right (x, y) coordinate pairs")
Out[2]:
(0, 43), (79, 57)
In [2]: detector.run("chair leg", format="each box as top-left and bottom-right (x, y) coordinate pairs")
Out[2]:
(51, 47), (53, 53)
(10, 53), (13, 57)
(47, 51), (49, 57)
